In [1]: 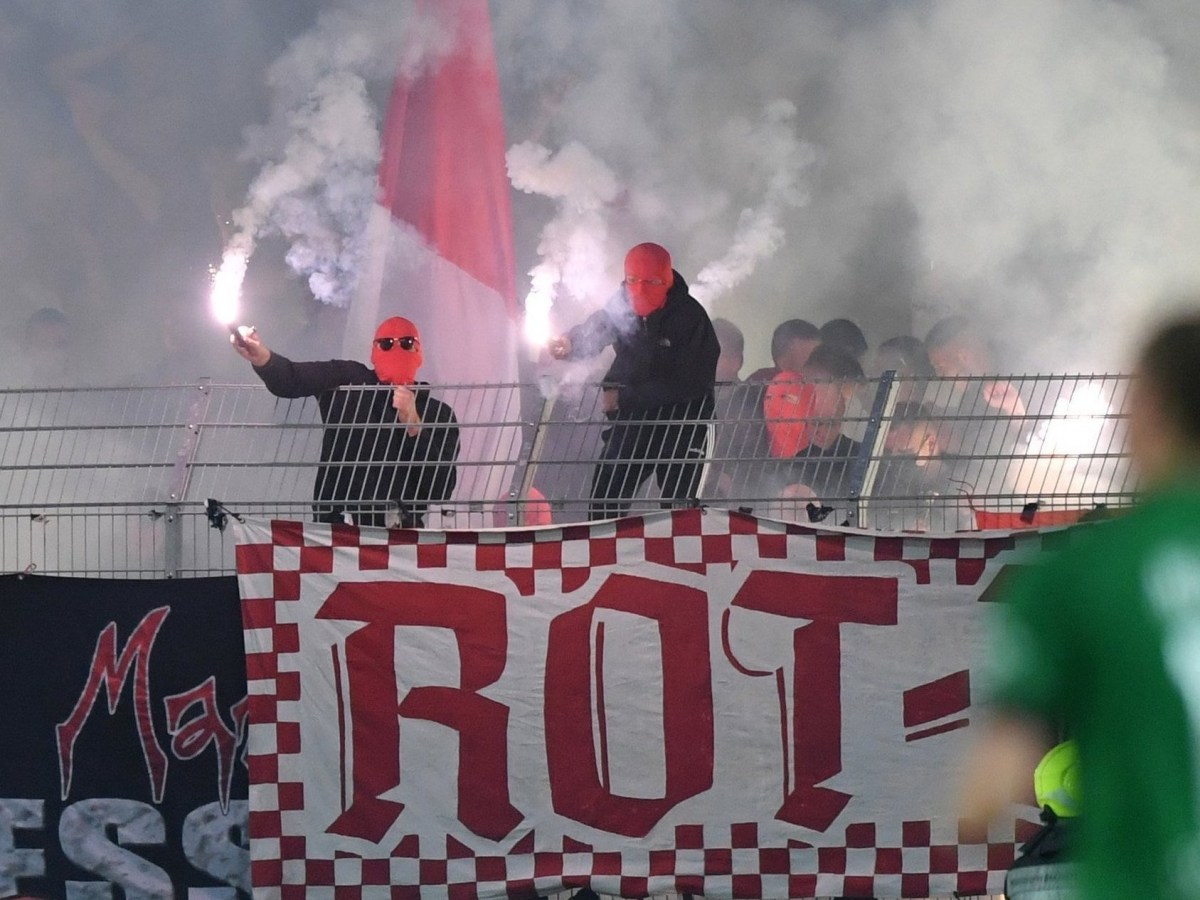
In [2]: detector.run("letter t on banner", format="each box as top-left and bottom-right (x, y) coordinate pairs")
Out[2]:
(725, 570), (899, 832)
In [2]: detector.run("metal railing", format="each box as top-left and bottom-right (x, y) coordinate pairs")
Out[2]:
(0, 373), (1134, 578)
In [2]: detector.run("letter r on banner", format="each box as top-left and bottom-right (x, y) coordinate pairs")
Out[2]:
(318, 583), (522, 843)
(545, 573), (715, 837)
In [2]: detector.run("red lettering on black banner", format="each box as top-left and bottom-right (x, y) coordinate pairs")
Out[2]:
(56, 607), (171, 804)
(164, 677), (243, 813)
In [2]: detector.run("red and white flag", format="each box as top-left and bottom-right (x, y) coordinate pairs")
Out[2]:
(345, 0), (520, 524)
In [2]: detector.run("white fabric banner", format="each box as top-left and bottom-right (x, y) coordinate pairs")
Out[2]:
(234, 510), (1047, 899)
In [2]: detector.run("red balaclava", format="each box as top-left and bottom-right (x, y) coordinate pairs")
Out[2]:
(624, 242), (674, 317)
(763, 372), (816, 458)
(370, 316), (424, 385)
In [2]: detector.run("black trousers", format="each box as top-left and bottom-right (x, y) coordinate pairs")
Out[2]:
(588, 419), (709, 521)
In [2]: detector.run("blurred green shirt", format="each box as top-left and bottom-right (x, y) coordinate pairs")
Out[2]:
(988, 481), (1200, 900)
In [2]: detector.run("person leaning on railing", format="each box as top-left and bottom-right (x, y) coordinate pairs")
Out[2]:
(548, 242), (720, 521)
(231, 316), (459, 528)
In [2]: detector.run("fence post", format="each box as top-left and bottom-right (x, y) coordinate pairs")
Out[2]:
(163, 379), (213, 578)
(507, 380), (558, 525)
(848, 371), (899, 528)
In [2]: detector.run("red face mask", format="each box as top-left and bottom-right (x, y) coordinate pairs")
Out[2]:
(623, 242), (674, 317)
(763, 373), (816, 458)
(370, 316), (424, 385)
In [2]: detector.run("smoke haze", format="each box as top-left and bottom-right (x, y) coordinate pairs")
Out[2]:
(2, 0), (1200, 386)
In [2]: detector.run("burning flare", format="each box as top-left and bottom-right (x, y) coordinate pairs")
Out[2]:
(523, 286), (554, 348)
(1032, 382), (1112, 457)
(210, 247), (249, 328)
(1009, 381), (1117, 500)
(523, 265), (558, 349)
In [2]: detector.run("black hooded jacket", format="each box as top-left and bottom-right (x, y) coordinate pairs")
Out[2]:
(564, 271), (719, 421)
(253, 352), (459, 525)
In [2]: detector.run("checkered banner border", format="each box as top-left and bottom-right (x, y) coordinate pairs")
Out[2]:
(234, 509), (1054, 899)
(239, 815), (1039, 900)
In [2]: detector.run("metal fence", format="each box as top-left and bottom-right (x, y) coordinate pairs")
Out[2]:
(0, 373), (1133, 578)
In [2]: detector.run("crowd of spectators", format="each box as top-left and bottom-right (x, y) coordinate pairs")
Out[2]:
(701, 313), (1087, 532)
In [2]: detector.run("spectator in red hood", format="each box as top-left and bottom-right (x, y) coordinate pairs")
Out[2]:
(923, 315), (1032, 504)
(232, 316), (459, 528)
(761, 344), (865, 521)
(549, 242), (720, 520)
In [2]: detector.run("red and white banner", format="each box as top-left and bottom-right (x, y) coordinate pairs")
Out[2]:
(234, 510), (1045, 899)
(345, 0), (518, 382)
(345, 0), (520, 522)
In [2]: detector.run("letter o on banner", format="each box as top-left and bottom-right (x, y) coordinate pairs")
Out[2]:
(544, 574), (715, 837)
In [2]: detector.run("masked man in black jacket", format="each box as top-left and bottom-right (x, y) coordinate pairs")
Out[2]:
(550, 242), (720, 520)
(232, 317), (459, 528)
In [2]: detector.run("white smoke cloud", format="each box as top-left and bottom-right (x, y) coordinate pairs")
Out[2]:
(506, 100), (814, 319)
(534, 4), (837, 362)
(491, 0), (1200, 371)
(844, 0), (1200, 368)
(692, 100), (815, 305)
(507, 140), (623, 330)
(7, 0), (1200, 380)
(494, 2), (825, 367)
(229, 0), (453, 306)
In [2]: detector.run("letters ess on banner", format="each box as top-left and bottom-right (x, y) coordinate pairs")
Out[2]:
(0, 575), (251, 899)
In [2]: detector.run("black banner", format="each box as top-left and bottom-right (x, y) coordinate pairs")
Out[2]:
(0, 575), (249, 899)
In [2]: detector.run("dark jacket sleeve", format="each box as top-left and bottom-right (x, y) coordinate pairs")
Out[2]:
(616, 298), (720, 412)
(401, 394), (459, 504)
(564, 307), (620, 361)
(253, 353), (372, 398)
